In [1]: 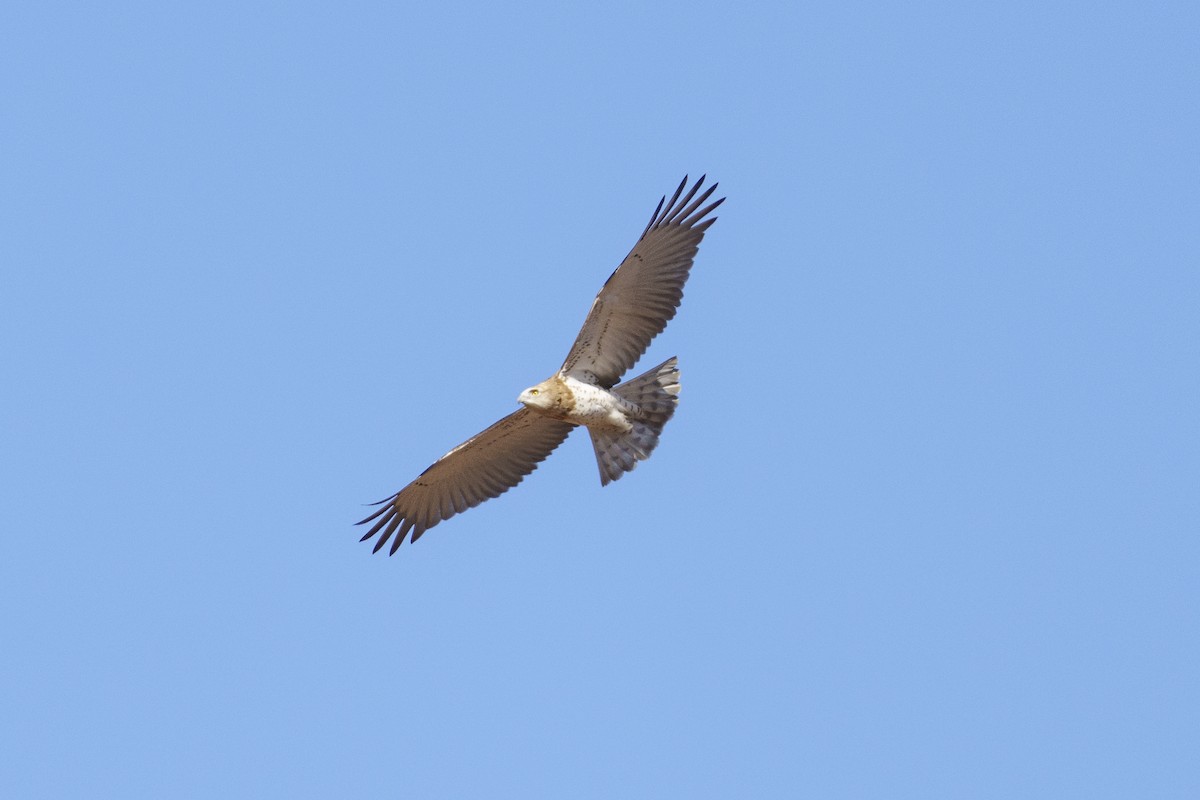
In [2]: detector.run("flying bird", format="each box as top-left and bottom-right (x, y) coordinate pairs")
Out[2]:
(357, 175), (724, 554)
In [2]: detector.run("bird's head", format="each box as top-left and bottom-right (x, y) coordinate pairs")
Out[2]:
(517, 380), (553, 411)
(518, 376), (572, 414)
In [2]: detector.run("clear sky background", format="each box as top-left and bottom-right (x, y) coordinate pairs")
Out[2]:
(2, 2), (1197, 797)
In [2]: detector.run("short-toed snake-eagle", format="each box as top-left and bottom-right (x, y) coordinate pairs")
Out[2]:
(357, 176), (723, 554)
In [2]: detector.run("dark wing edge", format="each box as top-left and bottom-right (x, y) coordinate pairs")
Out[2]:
(560, 175), (724, 386)
(355, 409), (574, 555)
(637, 174), (725, 241)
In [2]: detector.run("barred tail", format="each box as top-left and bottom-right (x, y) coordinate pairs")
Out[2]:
(589, 357), (680, 486)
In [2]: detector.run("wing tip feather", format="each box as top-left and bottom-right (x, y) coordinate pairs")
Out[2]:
(681, 196), (725, 229)
(642, 175), (724, 235)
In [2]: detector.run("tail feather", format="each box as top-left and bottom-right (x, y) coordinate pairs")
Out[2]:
(590, 357), (680, 486)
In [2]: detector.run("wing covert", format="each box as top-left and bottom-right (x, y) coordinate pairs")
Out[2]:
(560, 175), (723, 387)
(356, 409), (574, 554)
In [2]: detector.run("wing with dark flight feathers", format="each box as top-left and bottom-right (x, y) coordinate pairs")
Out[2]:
(559, 175), (723, 387)
(356, 409), (574, 554)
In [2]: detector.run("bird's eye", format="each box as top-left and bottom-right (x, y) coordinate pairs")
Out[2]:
(531, 388), (539, 395)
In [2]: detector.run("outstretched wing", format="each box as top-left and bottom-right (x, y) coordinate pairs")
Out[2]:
(560, 175), (724, 387)
(357, 409), (574, 554)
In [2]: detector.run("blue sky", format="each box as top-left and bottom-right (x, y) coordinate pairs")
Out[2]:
(2, 1), (1197, 797)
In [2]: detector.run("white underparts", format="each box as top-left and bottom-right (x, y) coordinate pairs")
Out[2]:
(559, 376), (635, 432)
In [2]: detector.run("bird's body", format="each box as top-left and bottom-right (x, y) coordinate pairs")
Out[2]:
(519, 375), (636, 432)
(358, 175), (723, 554)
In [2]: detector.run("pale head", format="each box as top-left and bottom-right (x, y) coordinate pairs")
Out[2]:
(517, 376), (574, 416)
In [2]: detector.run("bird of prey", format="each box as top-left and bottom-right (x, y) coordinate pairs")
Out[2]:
(357, 175), (724, 554)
